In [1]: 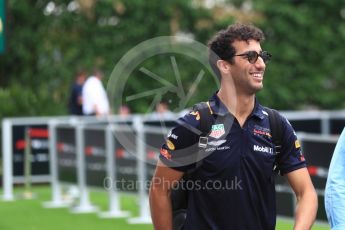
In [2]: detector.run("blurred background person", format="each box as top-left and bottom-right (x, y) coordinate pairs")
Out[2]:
(82, 69), (110, 116)
(150, 100), (175, 119)
(118, 104), (131, 118)
(68, 70), (87, 115)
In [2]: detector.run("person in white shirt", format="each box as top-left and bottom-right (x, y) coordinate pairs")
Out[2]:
(82, 69), (110, 116)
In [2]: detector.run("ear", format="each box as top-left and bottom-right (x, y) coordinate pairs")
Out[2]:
(216, 60), (231, 75)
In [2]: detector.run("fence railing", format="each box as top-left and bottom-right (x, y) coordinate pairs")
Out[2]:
(2, 110), (345, 223)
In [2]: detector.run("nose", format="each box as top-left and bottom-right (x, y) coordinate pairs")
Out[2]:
(254, 56), (266, 69)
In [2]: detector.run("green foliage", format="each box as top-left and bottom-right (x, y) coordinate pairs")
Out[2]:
(1, 0), (345, 119)
(0, 0), (224, 117)
(0, 83), (66, 117)
(253, 0), (345, 109)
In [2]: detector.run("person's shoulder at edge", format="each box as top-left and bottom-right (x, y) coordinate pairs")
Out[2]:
(161, 106), (203, 153)
(159, 107), (204, 170)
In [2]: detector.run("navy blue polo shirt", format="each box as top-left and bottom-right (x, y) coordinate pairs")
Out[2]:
(159, 93), (306, 230)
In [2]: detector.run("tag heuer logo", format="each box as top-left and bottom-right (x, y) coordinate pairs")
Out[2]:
(209, 124), (225, 139)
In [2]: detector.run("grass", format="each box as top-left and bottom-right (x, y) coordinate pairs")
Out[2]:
(0, 185), (330, 230)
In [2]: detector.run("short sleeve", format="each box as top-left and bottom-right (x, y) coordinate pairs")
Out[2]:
(159, 110), (202, 172)
(276, 115), (307, 175)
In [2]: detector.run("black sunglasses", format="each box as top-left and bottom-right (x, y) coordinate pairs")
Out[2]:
(234, 50), (272, 64)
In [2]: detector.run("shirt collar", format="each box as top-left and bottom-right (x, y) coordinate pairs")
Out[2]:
(208, 93), (266, 120)
(252, 100), (266, 120)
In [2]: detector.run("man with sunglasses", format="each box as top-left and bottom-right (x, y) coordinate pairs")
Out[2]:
(150, 23), (317, 230)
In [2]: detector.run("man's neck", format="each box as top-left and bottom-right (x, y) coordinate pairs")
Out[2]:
(217, 87), (255, 127)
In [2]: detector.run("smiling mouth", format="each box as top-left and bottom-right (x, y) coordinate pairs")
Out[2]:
(251, 72), (263, 80)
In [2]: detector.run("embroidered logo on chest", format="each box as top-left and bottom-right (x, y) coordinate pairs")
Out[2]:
(209, 124), (225, 139)
(253, 145), (274, 154)
(253, 125), (271, 138)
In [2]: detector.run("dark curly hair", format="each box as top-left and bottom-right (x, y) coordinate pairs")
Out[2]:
(208, 23), (265, 79)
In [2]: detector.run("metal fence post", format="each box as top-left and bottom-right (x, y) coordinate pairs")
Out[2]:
(99, 124), (130, 218)
(43, 119), (71, 208)
(1, 119), (14, 201)
(22, 127), (33, 199)
(128, 116), (152, 224)
(71, 122), (98, 213)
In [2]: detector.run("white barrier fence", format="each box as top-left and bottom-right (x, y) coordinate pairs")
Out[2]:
(1, 111), (345, 223)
